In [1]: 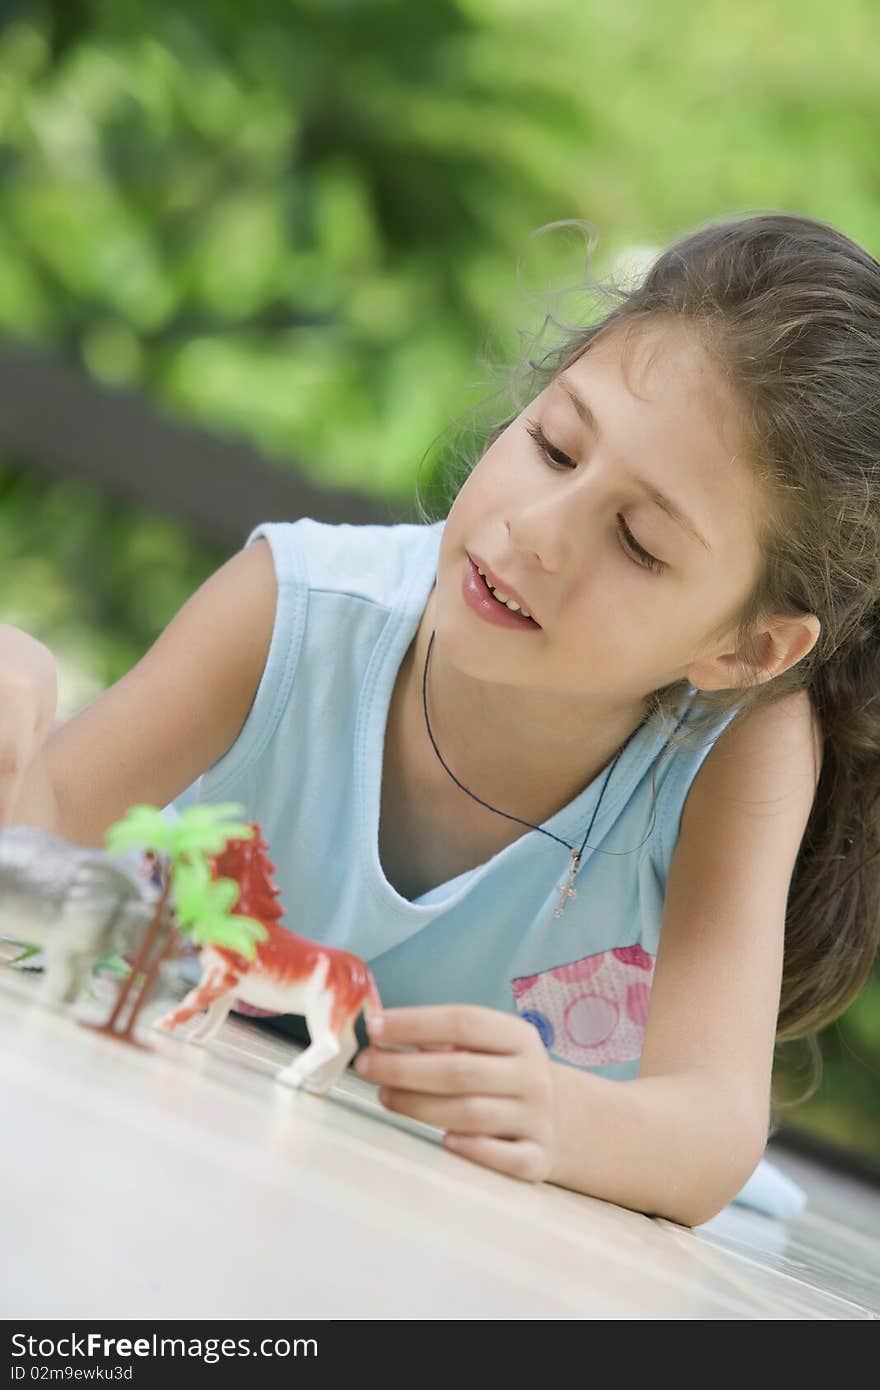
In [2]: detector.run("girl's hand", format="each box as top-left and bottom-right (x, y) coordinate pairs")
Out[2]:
(354, 1004), (558, 1182)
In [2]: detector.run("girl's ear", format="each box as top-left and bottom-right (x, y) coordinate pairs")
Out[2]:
(689, 611), (821, 692)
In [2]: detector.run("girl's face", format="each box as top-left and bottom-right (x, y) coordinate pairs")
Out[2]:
(437, 317), (766, 706)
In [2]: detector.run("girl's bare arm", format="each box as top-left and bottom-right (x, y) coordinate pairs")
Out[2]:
(11, 537), (278, 847)
(549, 689), (822, 1224)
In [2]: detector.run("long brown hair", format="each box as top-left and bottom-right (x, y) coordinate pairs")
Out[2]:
(417, 213), (880, 1117)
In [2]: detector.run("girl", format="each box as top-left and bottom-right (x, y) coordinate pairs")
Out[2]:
(3, 212), (878, 1228)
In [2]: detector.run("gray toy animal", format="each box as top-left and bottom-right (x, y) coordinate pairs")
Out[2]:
(0, 824), (163, 1008)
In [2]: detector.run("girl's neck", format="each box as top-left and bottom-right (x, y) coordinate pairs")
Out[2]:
(402, 586), (650, 823)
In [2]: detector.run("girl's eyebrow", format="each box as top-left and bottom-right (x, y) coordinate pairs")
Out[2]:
(555, 376), (714, 555)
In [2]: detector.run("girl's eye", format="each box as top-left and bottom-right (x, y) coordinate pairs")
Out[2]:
(525, 420), (666, 574)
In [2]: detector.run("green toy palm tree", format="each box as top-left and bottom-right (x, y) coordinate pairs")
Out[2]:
(172, 853), (269, 954)
(95, 801), (263, 1042)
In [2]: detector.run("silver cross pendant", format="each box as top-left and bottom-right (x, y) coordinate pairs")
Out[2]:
(554, 849), (581, 918)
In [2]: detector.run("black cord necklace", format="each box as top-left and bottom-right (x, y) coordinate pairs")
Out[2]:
(421, 628), (643, 917)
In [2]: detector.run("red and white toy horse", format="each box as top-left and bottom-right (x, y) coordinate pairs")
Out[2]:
(155, 826), (382, 1093)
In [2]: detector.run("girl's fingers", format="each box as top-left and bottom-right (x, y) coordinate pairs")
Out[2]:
(356, 1046), (523, 1097)
(369, 1004), (533, 1055)
(442, 1134), (550, 1184)
(378, 1088), (530, 1138)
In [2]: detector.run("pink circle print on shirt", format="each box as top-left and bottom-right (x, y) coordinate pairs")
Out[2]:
(511, 944), (655, 1066)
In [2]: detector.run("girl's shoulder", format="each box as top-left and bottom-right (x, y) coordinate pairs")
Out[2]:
(652, 687), (821, 856)
(692, 688), (823, 809)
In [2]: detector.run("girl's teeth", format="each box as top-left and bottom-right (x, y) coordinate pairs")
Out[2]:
(476, 564), (532, 618)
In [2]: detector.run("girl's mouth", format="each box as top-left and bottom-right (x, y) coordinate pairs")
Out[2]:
(461, 556), (542, 632)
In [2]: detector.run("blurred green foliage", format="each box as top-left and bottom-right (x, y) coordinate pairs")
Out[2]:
(775, 978), (880, 1163)
(0, 464), (221, 705)
(0, 0), (878, 1167)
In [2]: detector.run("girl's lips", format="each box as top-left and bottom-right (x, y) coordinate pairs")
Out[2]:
(461, 556), (542, 632)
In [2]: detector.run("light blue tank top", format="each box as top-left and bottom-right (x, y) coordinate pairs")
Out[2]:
(166, 515), (810, 1219)
(166, 515), (742, 1084)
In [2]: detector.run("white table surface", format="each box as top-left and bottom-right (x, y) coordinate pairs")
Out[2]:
(1, 965), (878, 1320)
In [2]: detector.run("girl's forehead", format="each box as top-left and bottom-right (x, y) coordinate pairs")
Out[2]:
(572, 316), (719, 397)
(555, 319), (741, 450)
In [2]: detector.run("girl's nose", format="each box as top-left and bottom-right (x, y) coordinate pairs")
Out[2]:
(506, 479), (598, 575)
